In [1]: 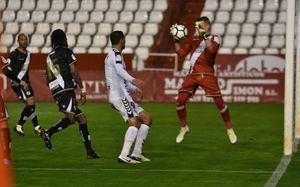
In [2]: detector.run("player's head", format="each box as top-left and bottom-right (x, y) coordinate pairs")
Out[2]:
(17, 33), (28, 49)
(51, 29), (68, 48)
(195, 16), (211, 33)
(110, 31), (125, 50)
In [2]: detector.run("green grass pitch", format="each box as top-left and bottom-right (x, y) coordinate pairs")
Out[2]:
(5, 102), (299, 186)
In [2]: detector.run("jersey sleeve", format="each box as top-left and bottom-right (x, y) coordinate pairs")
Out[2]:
(176, 37), (194, 58)
(66, 49), (77, 65)
(206, 35), (221, 54)
(112, 53), (135, 82)
(127, 81), (138, 92)
(1, 52), (21, 83)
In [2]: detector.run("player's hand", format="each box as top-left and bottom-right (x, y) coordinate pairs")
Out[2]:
(132, 79), (145, 90)
(0, 56), (9, 65)
(169, 24), (177, 34)
(195, 21), (208, 40)
(198, 28), (208, 40)
(80, 88), (87, 105)
(20, 80), (29, 91)
(170, 24), (181, 43)
(136, 88), (143, 99)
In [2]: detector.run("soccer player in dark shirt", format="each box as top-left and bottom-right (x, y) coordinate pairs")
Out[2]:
(1, 33), (43, 136)
(41, 29), (99, 159)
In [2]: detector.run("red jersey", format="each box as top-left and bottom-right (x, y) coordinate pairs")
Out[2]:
(177, 34), (221, 74)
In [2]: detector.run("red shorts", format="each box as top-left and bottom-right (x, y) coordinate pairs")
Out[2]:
(179, 73), (221, 97)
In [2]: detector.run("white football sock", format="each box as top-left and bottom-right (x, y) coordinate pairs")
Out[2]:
(132, 124), (150, 157)
(120, 126), (138, 157)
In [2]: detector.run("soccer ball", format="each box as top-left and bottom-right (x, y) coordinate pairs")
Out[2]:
(171, 24), (188, 41)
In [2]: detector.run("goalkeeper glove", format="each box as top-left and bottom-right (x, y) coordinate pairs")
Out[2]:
(198, 28), (208, 40)
(195, 21), (208, 40)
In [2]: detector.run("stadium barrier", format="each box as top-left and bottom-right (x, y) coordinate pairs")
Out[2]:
(0, 54), (284, 103)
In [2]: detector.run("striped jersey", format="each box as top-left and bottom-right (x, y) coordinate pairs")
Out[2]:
(45, 46), (77, 96)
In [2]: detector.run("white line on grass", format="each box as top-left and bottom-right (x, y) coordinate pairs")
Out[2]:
(14, 167), (273, 174)
(264, 155), (292, 187)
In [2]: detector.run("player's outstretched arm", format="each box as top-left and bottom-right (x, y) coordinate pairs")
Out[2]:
(69, 63), (86, 104)
(114, 63), (145, 90)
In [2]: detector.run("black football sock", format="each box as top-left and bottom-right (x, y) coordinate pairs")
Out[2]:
(17, 106), (31, 126)
(48, 118), (72, 137)
(27, 105), (39, 128)
(79, 124), (93, 152)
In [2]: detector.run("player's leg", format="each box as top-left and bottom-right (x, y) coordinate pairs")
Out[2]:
(0, 121), (11, 164)
(75, 112), (100, 159)
(176, 91), (191, 143)
(213, 96), (237, 144)
(40, 112), (75, 150)
(175, 75), (198, 143)
(22, 86), (43, 134)
(12, 85), (28, 136)
(25, 97), (42, 134)
(40, 91), (76, 149)
(118, 117), (140, 164)
(111, 98), (140, 164)
(131, 109), (152, 162)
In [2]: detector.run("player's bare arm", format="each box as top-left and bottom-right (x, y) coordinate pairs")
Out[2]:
(69, 63), (86, 104)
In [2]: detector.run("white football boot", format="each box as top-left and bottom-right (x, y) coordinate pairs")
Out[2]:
(227, 128), (237, 144)
(176, 126), (189, 143)
(118, 155), (141, 164)
(14, 124), (25, 136)
(131, 154), (151, 162)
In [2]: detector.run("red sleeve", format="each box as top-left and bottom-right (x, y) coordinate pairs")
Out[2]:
(206, 35), (220, 54)
(177, 43), (192, 58)
(176, 37), (196, 58)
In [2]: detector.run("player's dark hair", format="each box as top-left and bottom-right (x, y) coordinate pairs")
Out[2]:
(197, 16), (211, 25)
(51, 29), (68, 48)
(17, 33), (27, 40)
(110, 31), (125, 45)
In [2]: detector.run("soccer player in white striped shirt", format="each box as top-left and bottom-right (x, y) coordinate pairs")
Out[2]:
(105, 31), (152, 164)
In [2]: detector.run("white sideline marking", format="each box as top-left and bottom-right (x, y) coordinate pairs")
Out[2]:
(264, 156), (292, 187)
(14, 167), (273, 174)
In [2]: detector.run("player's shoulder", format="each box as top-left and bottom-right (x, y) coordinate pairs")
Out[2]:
(109, 48), (122, 62)
(9, 48), (19, 56)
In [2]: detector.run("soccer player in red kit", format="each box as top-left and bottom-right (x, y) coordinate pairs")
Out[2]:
(171, 16), (237, 144)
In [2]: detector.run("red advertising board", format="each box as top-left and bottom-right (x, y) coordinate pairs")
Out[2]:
(0, 55), (285, 103)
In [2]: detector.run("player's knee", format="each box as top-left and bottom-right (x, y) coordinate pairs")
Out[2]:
(213, 96), (225, 110)
(176, 93), (188, 107)
(76, 113), (87, 124)
(139, 112), (152, 126)
(127, 117), (140, 128)
(66, 114), (76, 124)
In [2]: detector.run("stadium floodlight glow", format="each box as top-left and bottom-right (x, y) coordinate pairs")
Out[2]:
(284, 0), (296, 156)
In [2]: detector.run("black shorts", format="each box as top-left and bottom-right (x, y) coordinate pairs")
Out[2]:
(54, 90), (82, 116)
(12, 84), (34, 101)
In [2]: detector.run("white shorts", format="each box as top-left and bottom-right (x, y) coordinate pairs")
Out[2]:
(110, 97), (144, 122)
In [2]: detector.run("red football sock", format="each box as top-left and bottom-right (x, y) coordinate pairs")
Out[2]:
(176, 92), (190, 128)
(213, 96), (232, 129)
